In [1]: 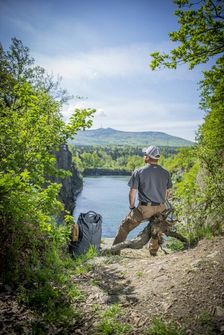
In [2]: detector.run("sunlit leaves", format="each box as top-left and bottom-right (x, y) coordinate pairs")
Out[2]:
(149, 0), (224, 236)
(0, 38), (95, 278)
(150, 0), (224, 70)
(64, 108), (95, 140)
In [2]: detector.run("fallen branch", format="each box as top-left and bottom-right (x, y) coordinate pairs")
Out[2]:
(102, 209), (188, 255)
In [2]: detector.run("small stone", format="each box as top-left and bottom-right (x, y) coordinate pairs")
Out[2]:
(215, 306), (224, 318)
(206, 251), (219, 258)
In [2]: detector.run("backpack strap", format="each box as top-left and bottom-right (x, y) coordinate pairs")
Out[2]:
(71, 223), (79, 241)
(84, 211), (102, 224)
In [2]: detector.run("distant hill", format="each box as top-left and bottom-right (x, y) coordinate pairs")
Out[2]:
(71, 128), (193, 147)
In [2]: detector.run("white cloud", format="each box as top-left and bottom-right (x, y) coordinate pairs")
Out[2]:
(34, 41), (202, 83)
(35, 43), (148, 80)
(34, 37), (206, 83)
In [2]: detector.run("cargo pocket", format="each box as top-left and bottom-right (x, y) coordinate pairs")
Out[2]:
(129, 207), (143, 225)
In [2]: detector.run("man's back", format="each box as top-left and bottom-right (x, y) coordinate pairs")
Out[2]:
(128, 164), (172, 203)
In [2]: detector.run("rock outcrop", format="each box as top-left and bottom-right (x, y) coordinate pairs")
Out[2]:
(55, 144), (83, 216)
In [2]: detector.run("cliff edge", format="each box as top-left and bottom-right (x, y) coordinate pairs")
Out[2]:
(55, 144), (82, 215)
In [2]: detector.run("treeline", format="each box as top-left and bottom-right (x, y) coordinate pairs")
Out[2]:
(69, 145), (180, 173)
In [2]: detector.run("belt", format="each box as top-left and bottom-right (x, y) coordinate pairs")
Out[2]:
(140, 201), (161, 206)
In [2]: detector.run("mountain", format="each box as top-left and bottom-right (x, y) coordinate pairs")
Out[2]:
(71, 128), (193, 147)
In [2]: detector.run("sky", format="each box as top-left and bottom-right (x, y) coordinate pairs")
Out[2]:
(0, 0), (210, 141)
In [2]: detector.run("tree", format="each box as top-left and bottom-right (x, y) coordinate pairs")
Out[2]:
(0, 38), (95, 283)
(1, 37), (71, 104)
(150, 0), (224, 70)
(150, 0), (224, 237)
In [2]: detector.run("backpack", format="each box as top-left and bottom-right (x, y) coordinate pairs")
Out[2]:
(68, 211), (102, 256)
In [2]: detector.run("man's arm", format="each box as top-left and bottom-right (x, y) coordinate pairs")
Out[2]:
(129, 188), (137, 209)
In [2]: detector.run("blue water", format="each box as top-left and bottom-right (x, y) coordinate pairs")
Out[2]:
(73, 176), (149, 238)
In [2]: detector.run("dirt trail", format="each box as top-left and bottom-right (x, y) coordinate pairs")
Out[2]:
(77, 236), (224, 334)
(0, 236), (223, 334)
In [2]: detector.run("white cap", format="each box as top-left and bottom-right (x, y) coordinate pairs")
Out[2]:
(142, 145), (160, 159)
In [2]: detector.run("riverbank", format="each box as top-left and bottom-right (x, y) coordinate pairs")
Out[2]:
(83, 168), (131, 176)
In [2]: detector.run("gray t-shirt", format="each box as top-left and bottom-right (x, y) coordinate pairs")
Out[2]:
(128, 164), (172, 203)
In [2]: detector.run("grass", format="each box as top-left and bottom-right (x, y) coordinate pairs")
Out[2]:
(17, 245), (97, 330)
(166, 238), (184, 251)
(96, 304), (131, 335)
(147, 317), (186, 335)
(136, 271), (143, 278)
(198, 310), (216, 334)
(67, 245), (98, 275)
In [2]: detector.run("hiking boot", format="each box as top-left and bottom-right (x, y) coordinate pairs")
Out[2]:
(149, 238), (159, 256)
(149, 250), (158, 256)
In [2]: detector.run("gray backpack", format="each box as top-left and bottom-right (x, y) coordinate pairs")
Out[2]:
(69, 211), (102, 256)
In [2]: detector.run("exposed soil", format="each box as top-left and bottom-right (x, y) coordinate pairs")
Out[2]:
(76, 236), (224, 335)
(0, 236), (224, 334)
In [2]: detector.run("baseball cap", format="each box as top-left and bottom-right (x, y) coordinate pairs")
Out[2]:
(142, 145), (160, 159)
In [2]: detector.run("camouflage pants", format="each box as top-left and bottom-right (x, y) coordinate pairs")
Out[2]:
(113, 203), (166, 254)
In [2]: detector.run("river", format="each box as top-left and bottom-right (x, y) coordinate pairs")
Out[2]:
(73, 176), (150, 238)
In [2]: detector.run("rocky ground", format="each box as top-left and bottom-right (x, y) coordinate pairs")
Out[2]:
(0, 236), (224, 334)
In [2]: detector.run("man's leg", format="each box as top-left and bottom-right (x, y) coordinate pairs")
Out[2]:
(141, 203), (166, 256)
(113, 208), (143, 246)
(149, 225), (162, 256)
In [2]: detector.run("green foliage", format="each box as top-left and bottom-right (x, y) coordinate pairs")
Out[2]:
(150, 1), (224, 70)
(70, 145), (180, 173)
(1, 37), (71, 104)
(197, 58), (224, 226)
(71, 246), (98, 275)
(147, 317), (186, 335)
(166, 238), (184, 251)
(163, 147), (196, 173)
(126, 155), (143, 171)
(16, 230), (97, 327)
(0, 38), (96, 330)
(17, 248), (82, 326)
(149, 0), (224, 240)
(96, 304), (131, 335)
(136, 271), (143, 278)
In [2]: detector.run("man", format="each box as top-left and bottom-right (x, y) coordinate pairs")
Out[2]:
(112, 145), (172, 256)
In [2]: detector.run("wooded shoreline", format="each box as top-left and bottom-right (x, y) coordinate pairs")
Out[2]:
(83, 168), (131, 176)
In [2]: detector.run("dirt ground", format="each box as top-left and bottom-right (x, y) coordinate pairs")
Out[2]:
(0, 236), (224, 334)
(75, 236), (224, 335)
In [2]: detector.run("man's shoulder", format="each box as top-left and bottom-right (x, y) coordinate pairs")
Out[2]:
(134, 165), (148, 174)
(133, 164), (170, 175)
(157, 165), (170, 175)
